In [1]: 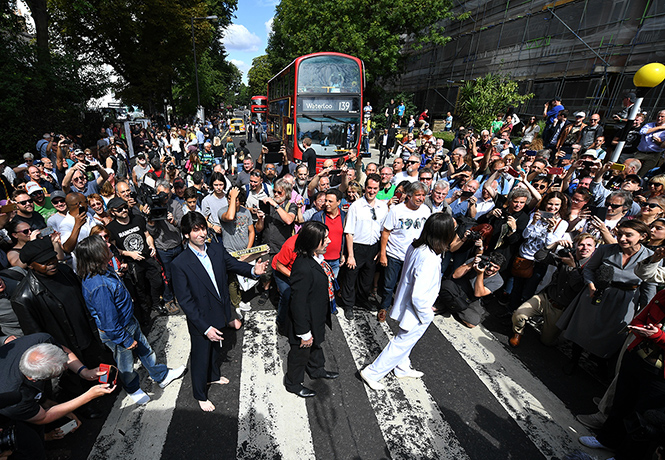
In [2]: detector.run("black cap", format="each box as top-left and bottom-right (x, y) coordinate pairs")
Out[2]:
(107, 197), (128, 210)
(20, 239), (58, 265)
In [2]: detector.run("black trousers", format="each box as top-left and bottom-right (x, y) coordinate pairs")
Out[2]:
(285, 342), (325, 393)
(338, 242), (379, 310)
(11, 421), (45, 460)
(188, 324), (223, 401)
(597, 350), (665, 454)
(130, 257), (165, 316)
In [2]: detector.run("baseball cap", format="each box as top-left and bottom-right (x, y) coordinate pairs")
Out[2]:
(107, 197), (128, 210)
(25, 182), (43, 195)
(20, 239), (58, 265)
(173, 177), (186, 188)
(51, 191), (66, 201)
(574, 111), (586, 118)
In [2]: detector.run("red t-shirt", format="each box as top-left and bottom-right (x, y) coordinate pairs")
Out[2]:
(272, 233), (298, 271)
(323, 212), (343, 261)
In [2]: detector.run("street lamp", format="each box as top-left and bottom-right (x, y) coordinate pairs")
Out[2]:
(191, 15), (218, 121)
(610, 62), (665, 162)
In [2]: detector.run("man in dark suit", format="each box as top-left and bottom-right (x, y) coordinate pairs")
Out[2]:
(172, 212), (268, 412)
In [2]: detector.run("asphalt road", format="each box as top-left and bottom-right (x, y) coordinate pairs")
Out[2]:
(57, 134), (610, 460)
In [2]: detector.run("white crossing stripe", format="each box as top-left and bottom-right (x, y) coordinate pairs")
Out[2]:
(236, 310), (316, 460)
(338, 309), (470, 460)
(87, 315), (190, 460)
(432, 315), (596, 458)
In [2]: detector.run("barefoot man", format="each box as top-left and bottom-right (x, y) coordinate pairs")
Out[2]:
(172, 212), (268, 411)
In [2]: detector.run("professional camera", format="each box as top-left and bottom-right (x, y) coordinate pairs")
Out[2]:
(0, 426), (16, 452)
(477, 255), (491, 270)
(137, 183), (168, 221)
(556, 247), (573, 258)
(467, 230), (482, 241)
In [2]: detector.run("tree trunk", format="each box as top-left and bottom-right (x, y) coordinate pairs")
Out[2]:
(24, 0), (50, 65)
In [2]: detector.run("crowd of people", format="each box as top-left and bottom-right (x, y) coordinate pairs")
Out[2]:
(0, 93), (665, 459)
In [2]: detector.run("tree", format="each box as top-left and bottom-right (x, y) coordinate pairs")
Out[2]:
(49, 0), (238, 115)
(247, 55), (271, 97)
(266, 0), (461, 86)
(457, 74), (534, 132)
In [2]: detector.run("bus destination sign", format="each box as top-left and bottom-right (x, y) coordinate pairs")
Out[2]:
(298, 97), (359, 113)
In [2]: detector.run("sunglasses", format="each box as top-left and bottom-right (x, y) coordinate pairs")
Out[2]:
(420, 176), (432, 180)
(113, 205), (129, 212)
(642, 203), (662, 209)
(406, 160), (419, 165)
(16, 228), (31, 235)
(607, 203), (624, 209)
(98, 233), (110, 241)
(52, 199), (66, 205)
(370, 207), (377, 220)
(16, 199), (33, 205)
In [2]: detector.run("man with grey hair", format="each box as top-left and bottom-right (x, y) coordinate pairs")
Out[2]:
(424, 180), (452, 215)
(0, 333), (115, 459)
(377, 181), (431, 320)
(146, 179), (184, 312)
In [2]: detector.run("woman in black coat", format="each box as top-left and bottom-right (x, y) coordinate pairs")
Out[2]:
(284, 221), (338, 398)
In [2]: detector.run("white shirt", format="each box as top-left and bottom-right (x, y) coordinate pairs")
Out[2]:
(344, 196), (389, 245)
(382, 203), (432, 261)
(59, 212), (98, 271)
(393, 171), (418, 184)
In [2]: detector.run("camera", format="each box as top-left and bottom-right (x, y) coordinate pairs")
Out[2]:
(467, 230), (482, 241)
(0, 426), (16, 452)
(556, 247), (573, 258)
(137, 184), (168, 221)
(477, 255), (491, 270)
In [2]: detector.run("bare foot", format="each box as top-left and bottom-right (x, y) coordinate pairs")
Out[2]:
(198, 400), (215, 412)
(208, 377), (230, 385)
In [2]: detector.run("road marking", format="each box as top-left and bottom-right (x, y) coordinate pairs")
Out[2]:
(236, 310), (316, 460)
(338, 309), (470, 460)
(432, 315), (595, 458)
(87, 315), (190, 460)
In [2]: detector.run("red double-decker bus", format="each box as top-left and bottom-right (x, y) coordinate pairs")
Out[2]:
(250, 95), (267, 115)
(266, 52), (364, 168)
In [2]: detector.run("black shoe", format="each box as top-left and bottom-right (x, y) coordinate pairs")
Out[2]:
(276, 321), (287, 337)
(344, 307), (354, 320)
(258, 291), (269, 306)
(289, 386), (316, 398)
(154, 305), (170, 316)
(310, 371), (339, 380)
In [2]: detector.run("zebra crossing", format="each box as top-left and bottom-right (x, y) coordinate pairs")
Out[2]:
(84, 307), (601, 460)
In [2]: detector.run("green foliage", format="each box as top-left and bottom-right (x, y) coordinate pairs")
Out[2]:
(247, 55), (271, 99)
(371, 92), (419, 129)
(266, 0), (455, 86)
(0, 5), (107, 160)
(433, 131), (455, 148)
(48, 0), (238, 116)
(458, 73), (534, 132)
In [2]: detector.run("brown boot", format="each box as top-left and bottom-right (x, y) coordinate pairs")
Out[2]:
(509, 333), (522, 347)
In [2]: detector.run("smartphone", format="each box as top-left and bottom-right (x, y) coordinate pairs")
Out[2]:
(590, 206), (608, 221)
(328, 169), (342, 176)
(461, 190), (474, 198)
(610, 163), (626, 171)
(506, 167), (520, 178)
(98, 364), (118, 386)
(540, 211), (555, 219)
(547, 167), (564, 175)
(0, 203), (16, 213)
(524, 150), (537, 156)
(583, 160), (596, 168)
(59, 419), (78, 435)
(393, 191), (403, 200)
(39, 226), (54, 238)
(85, 165), (97, 172)
(79, 204), (86, 215)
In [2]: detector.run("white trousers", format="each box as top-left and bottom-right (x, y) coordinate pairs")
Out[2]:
(363, 319), (431, 381)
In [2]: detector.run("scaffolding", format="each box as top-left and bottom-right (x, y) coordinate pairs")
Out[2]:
(389, 0), (665, 124)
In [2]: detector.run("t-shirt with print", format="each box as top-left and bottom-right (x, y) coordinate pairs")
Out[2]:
(218, 206), (253, 252)
(107, 215), (150, 258)
(382, 203), (431, 261)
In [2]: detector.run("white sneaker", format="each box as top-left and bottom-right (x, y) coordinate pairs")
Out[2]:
(159, 365), (186, 388)
(360, 368), (385, 390)
(578, 436), (609, 449)
(239, 301), (252, 312)
(129, 388), (151, 405)
(395, 368), (424, 379)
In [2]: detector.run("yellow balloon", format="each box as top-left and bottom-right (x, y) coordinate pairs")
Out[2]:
(634, 63), (665, 88)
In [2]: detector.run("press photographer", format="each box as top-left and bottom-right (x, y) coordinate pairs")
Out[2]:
(509, 233), (598, 347)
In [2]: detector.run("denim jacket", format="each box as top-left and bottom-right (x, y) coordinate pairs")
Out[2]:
(81, 269), (135, 348)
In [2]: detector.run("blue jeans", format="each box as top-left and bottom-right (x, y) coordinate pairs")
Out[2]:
(380, 256), (404, 310)
(99, 316), (168, 393)
(157, 245), (183, 302)
(326, 258), (340, 278)
(274, 271), (291, 325)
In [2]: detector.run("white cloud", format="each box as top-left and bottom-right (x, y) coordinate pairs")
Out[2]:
(222, 24), (261, 52)
(230, 59), (251, 84)
(265, 18), (274, 35)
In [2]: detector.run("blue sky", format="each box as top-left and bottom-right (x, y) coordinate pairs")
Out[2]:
(222, 0), (278, 85)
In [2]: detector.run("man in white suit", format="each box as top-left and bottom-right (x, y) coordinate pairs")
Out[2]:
(359, 213), (455, 390)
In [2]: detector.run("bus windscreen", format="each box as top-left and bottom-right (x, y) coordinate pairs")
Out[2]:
(297, 56), (361, 94)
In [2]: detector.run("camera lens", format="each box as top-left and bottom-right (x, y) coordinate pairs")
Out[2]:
(0, 426), (17, 452)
